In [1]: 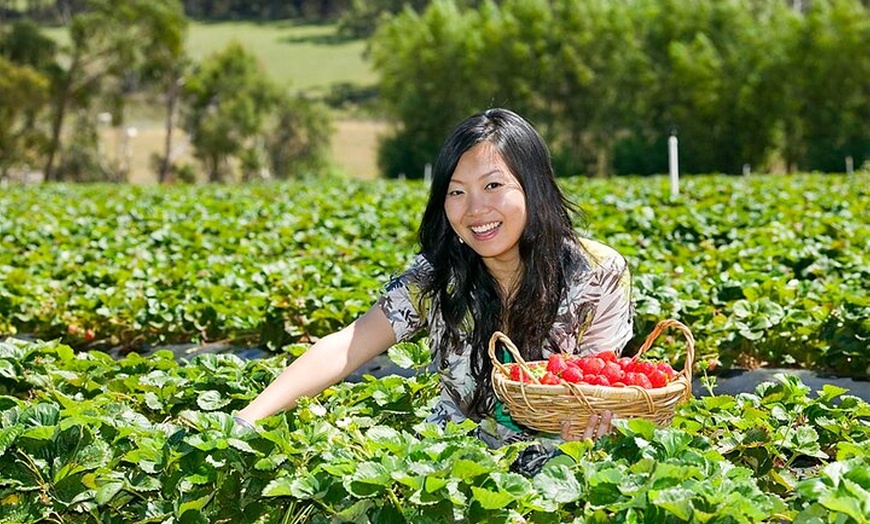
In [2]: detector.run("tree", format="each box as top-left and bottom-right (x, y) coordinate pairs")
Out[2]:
(181, 42), (333, 182)
(0, 57), (50, 179)
(133, 0), (189, 183)
(264, 96), (333, 179)
(181, 41), (281, 182)
(545, 0), (650, 176)
(613, 0), (793, 175)
(337, 0), (431, 37)
(782, 0), (869, 172)
(0, 20), (55, 179)
(371, 0), (493, 178)
(42, 0), (190, 182)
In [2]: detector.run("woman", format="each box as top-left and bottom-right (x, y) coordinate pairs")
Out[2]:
(236, 108), (633, 464)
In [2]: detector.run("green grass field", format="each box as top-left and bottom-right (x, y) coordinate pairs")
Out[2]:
(45, 20), (376, 95)
(186, 21), (376, 95)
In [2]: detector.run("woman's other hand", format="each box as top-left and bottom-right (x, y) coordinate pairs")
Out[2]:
(560, 410), (615, 441)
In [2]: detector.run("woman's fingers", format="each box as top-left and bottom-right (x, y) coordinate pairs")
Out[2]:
(598, 410), (614, 434)
(561, 420), (573, 440)
(562, 410), (618, 441)
(583, 410), (616, 441)
(582, 413), (601, 440)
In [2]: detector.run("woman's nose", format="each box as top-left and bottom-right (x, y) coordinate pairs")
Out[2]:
(467, 190), (488, 215)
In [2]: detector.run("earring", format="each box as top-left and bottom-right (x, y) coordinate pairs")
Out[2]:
(458, 236), (465, 244)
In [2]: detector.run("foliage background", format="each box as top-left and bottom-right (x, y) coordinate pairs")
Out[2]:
(1, 0), (867, 182)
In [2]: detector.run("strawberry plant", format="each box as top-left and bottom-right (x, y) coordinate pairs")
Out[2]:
(1, 338), (869, 522)
(2, 174), (866, 377)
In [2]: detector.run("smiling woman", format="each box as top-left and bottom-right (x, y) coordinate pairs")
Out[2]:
(236, 108), (634, 475)
(444, 142), (528, 289)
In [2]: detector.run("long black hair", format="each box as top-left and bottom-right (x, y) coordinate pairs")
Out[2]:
(418, 108), (581, 419)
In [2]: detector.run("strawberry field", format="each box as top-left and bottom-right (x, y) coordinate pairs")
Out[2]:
(0, 173), (868, 522)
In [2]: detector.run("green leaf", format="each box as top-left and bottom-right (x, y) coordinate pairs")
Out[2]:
(227, 438), (258, 454)
(196, 390), (231, 411)
(387, 341), (429, 370)
(0, 360), (16, 379)
(254, 453), (287, 471)
(534, 464), (583, 504)
(178, 493), (214, 522)
(450, 459), (491, 481)
(344, 462), (391, 498)
(261, 476), (293, 497)
(491, 471), (532, 499)
(471, 486), (514, 510)
(365, 425), (407, 455)
(20, 402), (60, 427)
(818, 384), (848, 402)
(650, 486), (695, 520)
(817, 482), (868, 522)
(94, 480), (125, 505)
(0, 426), (23, 457)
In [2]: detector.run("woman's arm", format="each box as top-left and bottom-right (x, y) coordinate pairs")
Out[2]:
(236, 305), (397, 423)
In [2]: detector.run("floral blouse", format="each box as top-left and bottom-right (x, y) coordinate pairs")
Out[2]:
(377, 238), (634, 448)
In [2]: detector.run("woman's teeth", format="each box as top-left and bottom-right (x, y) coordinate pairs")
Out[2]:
(471, 222), (500, 234)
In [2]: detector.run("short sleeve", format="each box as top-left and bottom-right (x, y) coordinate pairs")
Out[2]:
(376, 255), (431, 342)
(576, 249), (634, 354)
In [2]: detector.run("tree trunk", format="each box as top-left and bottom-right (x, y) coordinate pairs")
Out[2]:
(43, 64), (75, 183)
(158, 74), (181, 184)
(594, 145), (609, 178)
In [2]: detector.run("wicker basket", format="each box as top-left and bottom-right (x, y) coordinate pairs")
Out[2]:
(489, 319), (695, 439)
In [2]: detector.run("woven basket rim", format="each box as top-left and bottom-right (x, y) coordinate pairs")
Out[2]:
(487, 319), (696, 428)
(492, 371), (691, 399)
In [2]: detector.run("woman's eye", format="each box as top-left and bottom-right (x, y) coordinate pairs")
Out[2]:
(447, 189), (464, 197)
(485, 182), (502, 190)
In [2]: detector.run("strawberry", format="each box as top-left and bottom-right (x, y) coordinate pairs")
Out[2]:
(657, 362), (676, 379)
(636, 373), (653, 389)
(546, 354), (569, 375)
(601, 361), (625, 384)
(578, 356), (605, 375)
(633, 361), (657, 376)
(540, 372), (562, 385)
(648, 369), (669, 388)
(586, 374), (611, 386)
(509, 364), (531, 383)
(617, 357), (636, 372)
(596, 350), (618, 363)
(561, 365), (583, 384)
(626, 372), (653, 389)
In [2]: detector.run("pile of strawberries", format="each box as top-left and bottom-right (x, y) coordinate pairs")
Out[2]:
(507, 350), (677, 389)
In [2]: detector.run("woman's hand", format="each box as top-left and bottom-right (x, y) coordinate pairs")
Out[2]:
(560, 410), (615, 441)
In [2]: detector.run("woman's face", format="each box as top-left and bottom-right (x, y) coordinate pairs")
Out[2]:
(444, 142), (527, 278)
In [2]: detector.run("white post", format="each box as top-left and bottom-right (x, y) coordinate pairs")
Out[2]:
(423, 163), (433, 185)
(668, 134), (679, 198)
(122, 127), (137, 181)
(742, 164), (751, 176)
(846, 156), (854, 175)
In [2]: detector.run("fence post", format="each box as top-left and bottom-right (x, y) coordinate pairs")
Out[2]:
(668, 132), (679, 199)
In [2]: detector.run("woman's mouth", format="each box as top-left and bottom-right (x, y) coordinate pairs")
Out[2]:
(470, 221), (501, 240)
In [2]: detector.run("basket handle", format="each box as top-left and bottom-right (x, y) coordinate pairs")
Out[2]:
(634, 319), (695, 400)
(490, 319), (695, 381)
(488, 331), (541, 385)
